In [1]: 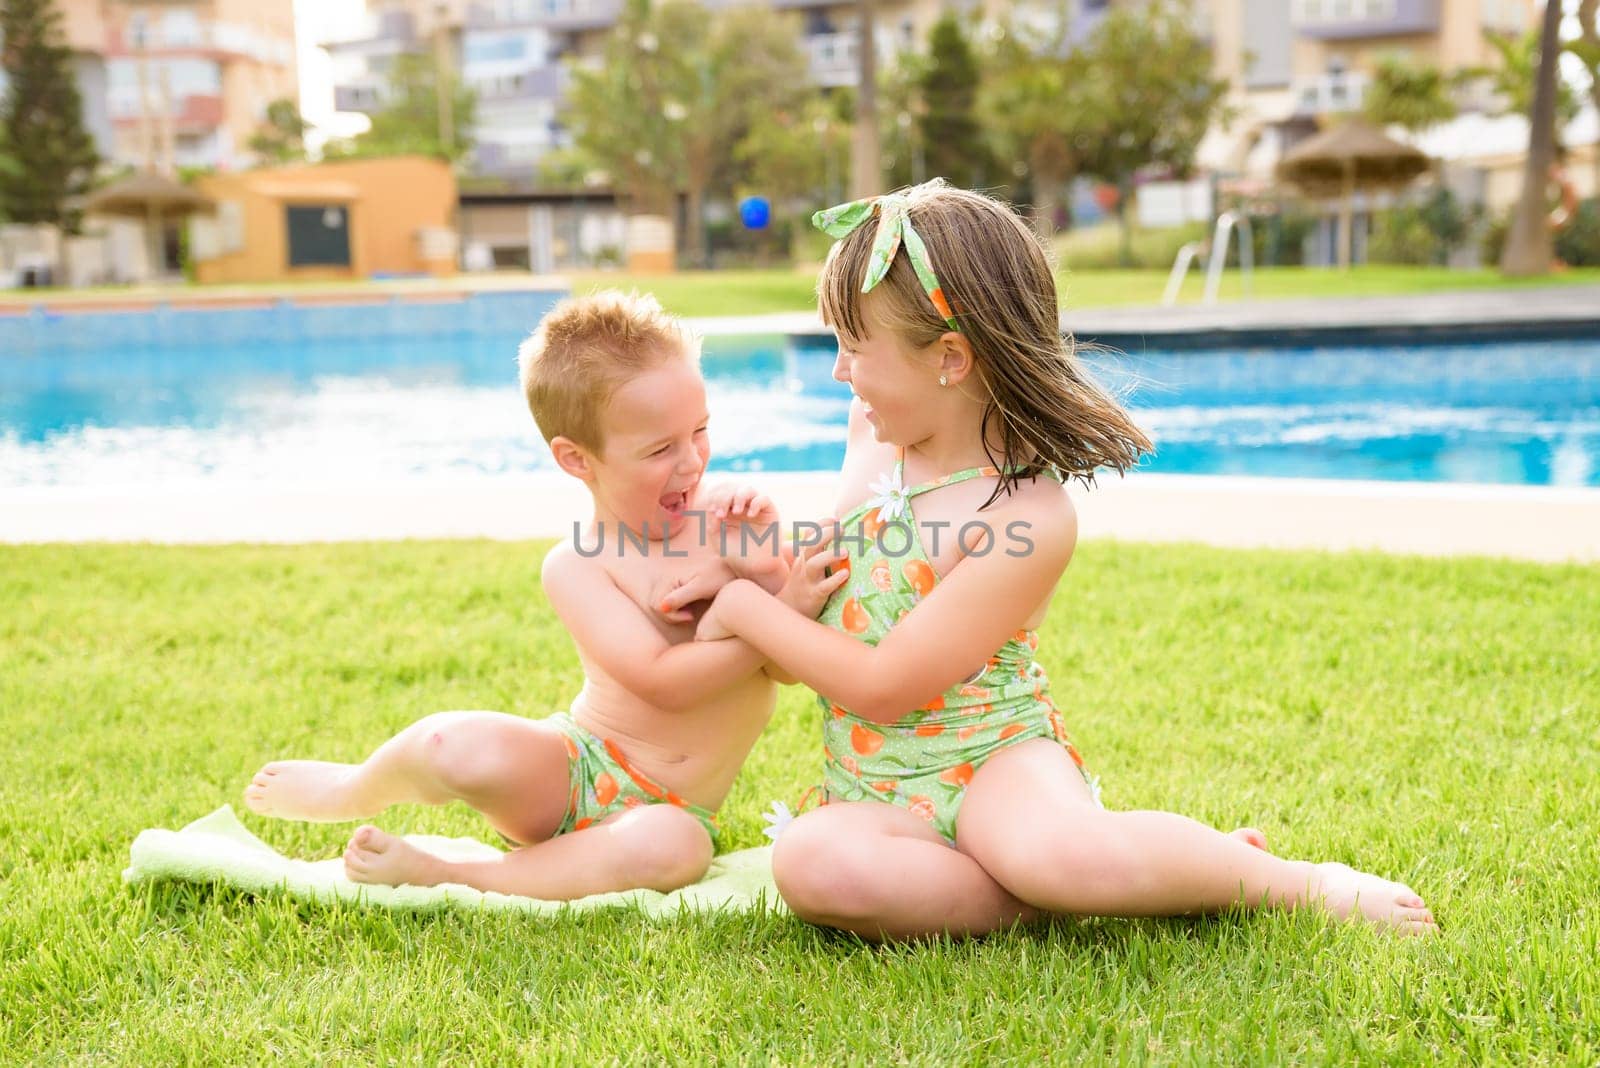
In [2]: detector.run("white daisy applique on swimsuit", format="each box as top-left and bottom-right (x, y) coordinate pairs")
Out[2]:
(864, 468), (910, 524)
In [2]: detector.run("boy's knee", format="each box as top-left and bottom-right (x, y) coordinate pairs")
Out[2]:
(622, 813), (712, 892)
(416, 715), (514, 798)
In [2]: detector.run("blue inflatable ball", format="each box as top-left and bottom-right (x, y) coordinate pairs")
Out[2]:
(739, 196), (771, 230)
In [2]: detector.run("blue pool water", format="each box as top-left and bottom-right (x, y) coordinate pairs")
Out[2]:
(1, 300), (1597, 488)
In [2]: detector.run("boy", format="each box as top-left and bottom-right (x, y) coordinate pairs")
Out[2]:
(244, 291), (846, 898)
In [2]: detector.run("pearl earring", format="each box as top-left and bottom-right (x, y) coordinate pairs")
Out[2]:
(938, 374), (948, 386)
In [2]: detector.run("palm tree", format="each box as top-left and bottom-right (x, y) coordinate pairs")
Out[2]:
(850, 0), (882, 197)
(1500, 0), (1562, 276)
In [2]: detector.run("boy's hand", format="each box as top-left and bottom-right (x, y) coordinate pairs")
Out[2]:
(694, 595), (736, 643)
(778, 522), (851, 619)
(653, 561), (735, 625)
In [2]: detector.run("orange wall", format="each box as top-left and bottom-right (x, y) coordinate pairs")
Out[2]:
(194, 156), (457, 284)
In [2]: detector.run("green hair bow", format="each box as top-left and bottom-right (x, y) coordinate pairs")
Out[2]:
(812, 183), (960, 333)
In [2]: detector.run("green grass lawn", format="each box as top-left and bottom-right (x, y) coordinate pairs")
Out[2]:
(9, 264), (1597, 321)
(3, 541), (1597, 1062)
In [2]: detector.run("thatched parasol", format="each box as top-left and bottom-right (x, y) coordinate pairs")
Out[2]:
(1276, 118), (1431, 268)
(82, 171), (215, 278)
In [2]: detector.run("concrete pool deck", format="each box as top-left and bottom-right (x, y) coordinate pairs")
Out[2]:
(5, 285), (1597, 561)
(3, 472), (1596, 562)
(691, 282), (1600, 345)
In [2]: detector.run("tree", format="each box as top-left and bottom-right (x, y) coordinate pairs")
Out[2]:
(680, 5), (812, 266)
(1500, 0), (1563, 276)
(0, 0), (99, 230)
(735, 95), (843, 256)
(565, 0), (815, 265)
(1069, 2), (1230, 265)
(324, 53), (476, 163)
(565, 0), (703, 222)
(1362, 55), (1458, 136)
(916, 15), (988, 189)
(851, 0), (881, 197)
(248, 97), (309, 165)
(1481, 24), (1579, 147)
(981, 8), (1085, 239)
(1572, 0), (1600, 190)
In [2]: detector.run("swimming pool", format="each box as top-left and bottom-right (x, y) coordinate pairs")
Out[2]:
(2, 304), (1597, 488)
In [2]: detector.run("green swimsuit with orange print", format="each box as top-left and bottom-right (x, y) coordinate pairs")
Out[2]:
(814, 453), (1099, 844)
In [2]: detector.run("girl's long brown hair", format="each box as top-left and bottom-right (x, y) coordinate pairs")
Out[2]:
(817, 182), (1152, 507)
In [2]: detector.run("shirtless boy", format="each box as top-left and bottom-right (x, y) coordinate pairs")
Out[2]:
(244, 291), (847, 898)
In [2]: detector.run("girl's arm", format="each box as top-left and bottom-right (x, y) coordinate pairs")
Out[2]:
(542, 546), (768, 714)
(702, 491), (1078, 723)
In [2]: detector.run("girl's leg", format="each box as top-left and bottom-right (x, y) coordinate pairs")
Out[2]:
(245, 711), (570, 845)
(771, 800), (1039, 941)
(957, 739), (1437, 935)
(343, 803), (714, 898)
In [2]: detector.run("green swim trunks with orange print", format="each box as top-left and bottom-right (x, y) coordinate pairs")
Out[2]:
(546, 712), (721, 847)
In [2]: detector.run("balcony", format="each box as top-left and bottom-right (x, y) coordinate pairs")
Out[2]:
(109, 92), (224, 131)
(109, 20), (295, 64)
(1293, 70), (1370, 115)
(333, 78), (387, 114)
(465, 0), (621, 33)
(322, 10), (416, 54)
(470, 65), (566, 103)
(1289, 0), (1438, 40)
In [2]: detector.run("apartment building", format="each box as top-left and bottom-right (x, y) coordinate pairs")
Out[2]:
(1200, 0), (1539, 177)
(51, 0), (299, 172)
(324, 0), (1117, 180)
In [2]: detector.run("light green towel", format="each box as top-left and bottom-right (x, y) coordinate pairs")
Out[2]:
(124, 806), (786, 918)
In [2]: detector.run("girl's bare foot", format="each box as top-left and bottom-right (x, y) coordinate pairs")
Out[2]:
(343, 825), (444, 887)
(244, 760), (368, 822)
(1231, 827), (1269, 851)
(1309, 862), (1438, 936)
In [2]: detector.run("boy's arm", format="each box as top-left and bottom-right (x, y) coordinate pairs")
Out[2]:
(542, 546), (768, 713)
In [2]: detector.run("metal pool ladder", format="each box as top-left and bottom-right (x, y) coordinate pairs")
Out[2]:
(1162, 211), (1254, 306)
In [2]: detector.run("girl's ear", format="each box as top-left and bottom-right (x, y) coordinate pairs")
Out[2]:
(550, 436), (596, 481)
(935, 331), (976, 386)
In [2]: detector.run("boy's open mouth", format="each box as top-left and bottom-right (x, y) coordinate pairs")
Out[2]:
(659, 488), (690, 517)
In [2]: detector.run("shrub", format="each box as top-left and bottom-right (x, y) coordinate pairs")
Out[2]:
(1370, 187), (1471, 266)
(1555, 197), (1600, 267)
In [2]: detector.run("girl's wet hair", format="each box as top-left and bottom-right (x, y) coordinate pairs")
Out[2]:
(817, 182), (1152, 507)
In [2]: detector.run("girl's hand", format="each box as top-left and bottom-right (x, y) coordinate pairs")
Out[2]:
(778, 523), (851, 619)
(701, 482), (780, 529)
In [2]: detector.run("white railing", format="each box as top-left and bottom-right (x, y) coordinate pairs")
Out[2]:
(1202, 212), (1252, 305)
(1162, 212), (1254, 306)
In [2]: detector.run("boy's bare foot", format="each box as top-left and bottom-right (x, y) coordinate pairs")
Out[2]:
(244, 760), (367, 821)
(1309, 862), (1438, 936)
(1231, 827), (1269, 851)
(343, 825), (444, 887)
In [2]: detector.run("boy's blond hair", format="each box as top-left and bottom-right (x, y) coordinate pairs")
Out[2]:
(518, 290), (696, 451)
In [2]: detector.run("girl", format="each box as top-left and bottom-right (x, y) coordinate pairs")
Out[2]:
(678, 181), (1437, 941)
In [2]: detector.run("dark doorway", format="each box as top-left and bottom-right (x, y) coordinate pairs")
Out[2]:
(286, 204), (352, 267)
